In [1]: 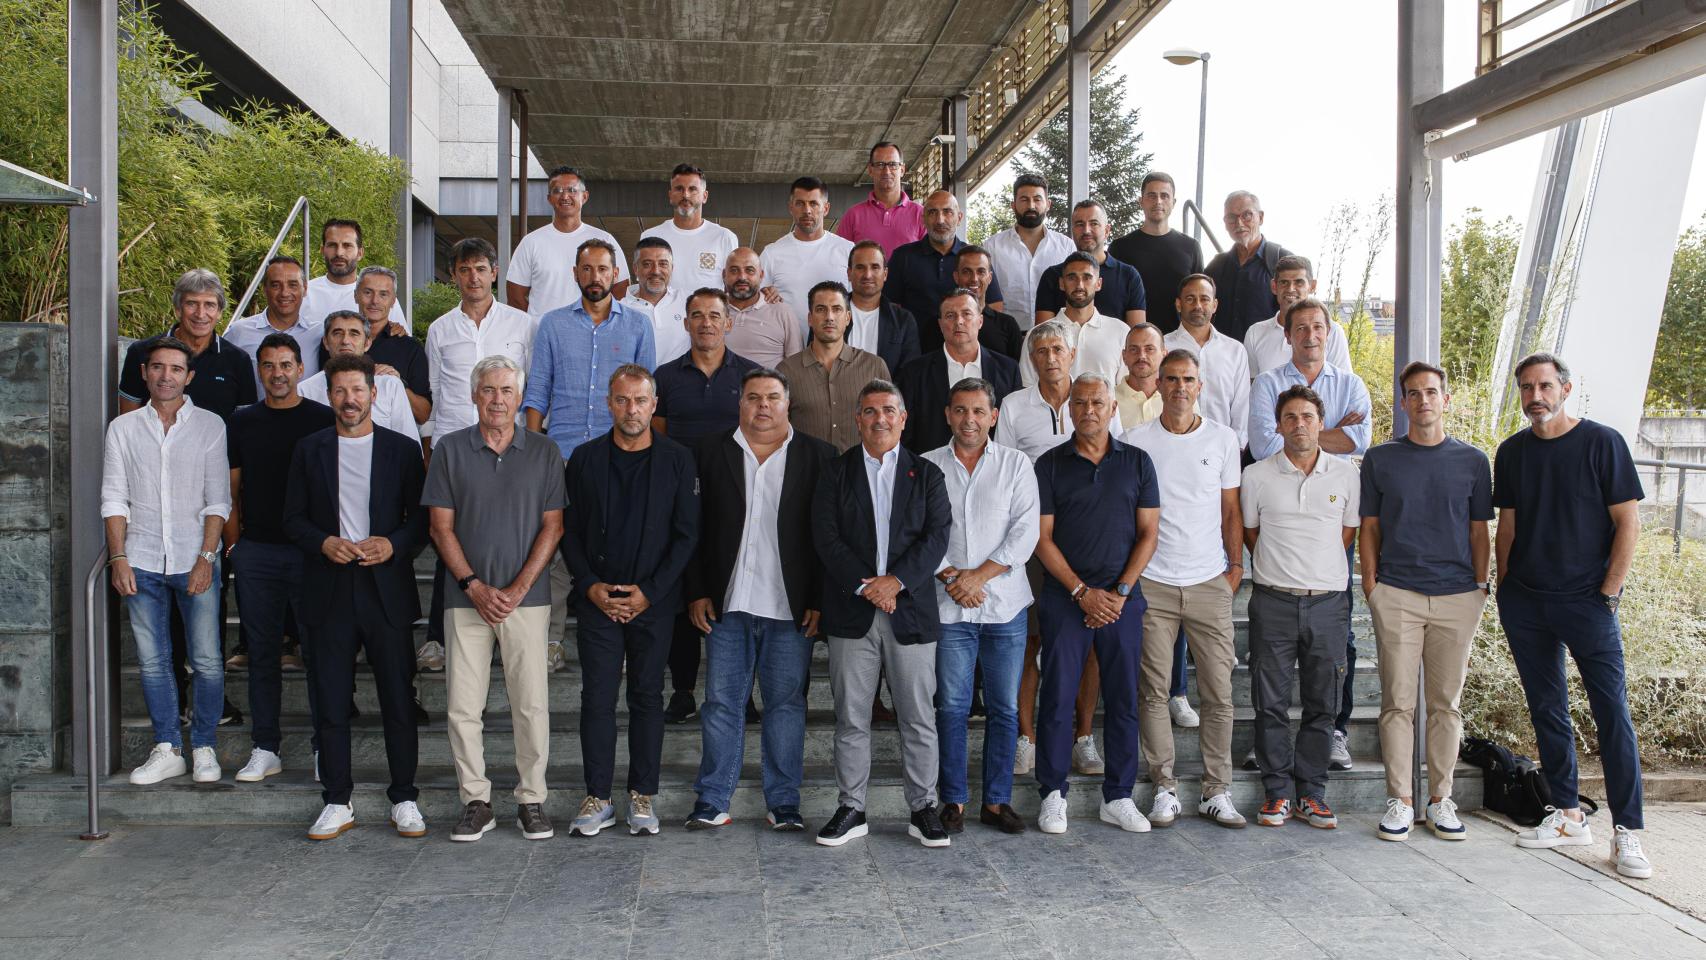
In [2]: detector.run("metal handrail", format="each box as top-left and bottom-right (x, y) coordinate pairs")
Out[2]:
(1179, 199), (1225, 255)
(1634, 458), (1704, 555)
(81, 544), (109, 842)
(228, 195), (311, 324)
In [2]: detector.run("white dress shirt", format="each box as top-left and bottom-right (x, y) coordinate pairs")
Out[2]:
(923, 441), (1040, 624)
(1240, 450), (1361, 592)
(1164, 325), (1252, 448)
(1243, 313), (1352, 378)
(621, 286), (690, 370)
(998, 384), (1124, 463)
(983, 227), (1075, 329)
(424, 299), (538, 437)
(945, 345), (983, 385)
(1020, 312), (1126, 388)
(862, 444), (900, 578)
(724, 428), (794, 621)
(223, 311), (322, 392)
(299, 370), (421, 448)
(100, 397), (231, 576)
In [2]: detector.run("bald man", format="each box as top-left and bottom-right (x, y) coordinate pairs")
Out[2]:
(884, 190), (1007, 337)
(722, 247), (803, 368)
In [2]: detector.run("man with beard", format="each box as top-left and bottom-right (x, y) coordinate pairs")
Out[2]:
(761, 176), (855, 335)
(1033, 200), (1146, 328)
(983, 175), (1074, 330)
(722, 247), (803, 369)
(225, 255), (322, 393)
(1242, 256), (1350, 378)
(508, 165), (629, 316)
(641, 163), (739, 293)
(300, 219), (407, 328)
(835, 142), (926, 257)
(560, 365), (700, 836)
(885, 190), (1007, 346)
(845, 240), (922, 374)
(1164, 273), (1252, 449)
(523, 239), (657, 460)
(284, 352), (428, 841)
(299, 311), (422, 449)
(1205, 192), (1293, 342)
(951, 246), (1027, 361)
(1108, 172), (1204, 335)
(1020, 253), (1125, 388)
(1494, 353), (1651, 879)
(620, 238), (689, 367)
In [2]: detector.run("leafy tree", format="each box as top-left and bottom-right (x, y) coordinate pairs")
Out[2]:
(1439, 210), (1521, 389)
(1011, 67), (1153, 236)
(1651, 216), (1706, 409)
(964, 190), (1011, 245)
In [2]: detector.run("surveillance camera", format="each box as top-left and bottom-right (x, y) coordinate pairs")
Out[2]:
(930, 134), (955, 146)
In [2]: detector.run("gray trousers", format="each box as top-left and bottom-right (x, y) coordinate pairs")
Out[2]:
(829, 612), (939, 812)
(1248, 586), (1348, 801)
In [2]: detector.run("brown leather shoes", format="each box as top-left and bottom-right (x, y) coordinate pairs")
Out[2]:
(980, 803), (1027, 834)
(940, 803), (964, 834)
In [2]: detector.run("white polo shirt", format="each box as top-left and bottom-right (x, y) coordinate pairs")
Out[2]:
(983, 226), (1075, 329)
(1019, 312), (1127, 388)
(1164, 325), (1252, 448)
(620, 286), (690, 369)
(1123, 417), (1241, 587)
(223, 311), (322, 393)
(1240, 449), (1360, 592)
(423, 299), (538, 437)
(923, 441), (1040, 624)
(997, 384), (1124, 463)
(508, 221), (628, 318)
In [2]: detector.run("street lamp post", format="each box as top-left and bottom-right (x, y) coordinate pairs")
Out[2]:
(1164, 49), (1211, 242)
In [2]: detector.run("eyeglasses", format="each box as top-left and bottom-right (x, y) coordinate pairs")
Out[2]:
(868, 161), (904, 171)
(548, 187), (585, 197)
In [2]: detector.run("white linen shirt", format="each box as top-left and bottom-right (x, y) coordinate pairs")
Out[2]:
(1020, 313), (1126, 388)
(1164, 325), (1252, 448)
(223, 311), (322, 393)
(1243, 312), (1352, 379)
(424, 299), (538, 437)
(724, 428), (794, 621)
(983, 227), (1075, 329)
(862, 444), (899, 578)
(100, 397), (231, 576)
(299, 370), (421, 448)
(998, 384), (1124, 463)
(1240, 450), (1361, 592)
(922, 441), (1040, 624)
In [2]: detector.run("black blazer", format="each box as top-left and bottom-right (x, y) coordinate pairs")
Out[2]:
(687, 428), (834, 623)
(915, 306), (1026, 360)
(283, 425), (428, 628)
(895, 348), (1022, 453)
(560, 431), (700, 624)
(811, 444), (951, 644)
(873, 299), (923, 375)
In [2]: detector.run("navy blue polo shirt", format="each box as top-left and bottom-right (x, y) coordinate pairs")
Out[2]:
(653, 348), (758, 445)
(119, 328), (257, 420)
(1033, 253), (1148, 319)
(883, 236), (1005, 333)
(1035, 436), (1160, 594)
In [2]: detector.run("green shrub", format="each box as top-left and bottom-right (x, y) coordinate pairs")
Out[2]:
(409, 282), (461, 340)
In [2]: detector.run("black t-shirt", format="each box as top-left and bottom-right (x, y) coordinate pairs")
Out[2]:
(1492, 419), (1644, 595)
(119, 331), (257, 420)
(318, 328), (432, 401)
(227, 399), (336, 543)
(1107, 229), (1204, 334)
(604, 444), (653, 583)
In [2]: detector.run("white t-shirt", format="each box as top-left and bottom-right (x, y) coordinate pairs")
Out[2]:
(622, 287), (691, 370)
(1123, 417), (1241, 586)
(760, 231), (855, 335)
(508, 221), (628, 318)
(299, 371), (421, 448)
(336, 432), (374, 542)
(848, 305), (881, 356)
(301, 275), (407, 329)
(640, 219), (739, 294)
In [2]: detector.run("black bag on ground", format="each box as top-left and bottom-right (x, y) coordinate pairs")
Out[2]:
(1460, 737), (1598, 827)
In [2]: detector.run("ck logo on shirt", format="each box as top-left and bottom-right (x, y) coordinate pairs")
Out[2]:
(699, 252), (717, 270)
(1200, 458), (1210, 466)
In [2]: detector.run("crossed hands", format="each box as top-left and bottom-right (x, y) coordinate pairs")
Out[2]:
(1077, 587), (1125, 629)
(589, 582), (651, 623)
(321, 536), (395, 566)
(860, 574), (903, 614)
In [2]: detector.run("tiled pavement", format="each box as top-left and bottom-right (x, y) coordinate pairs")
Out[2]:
(1, 806), (1702, 959)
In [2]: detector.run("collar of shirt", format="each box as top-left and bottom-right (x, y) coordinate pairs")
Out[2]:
(623, 286), (681, 312)
(1165, 323), (1233, 353)
(244, 312), (313, 335)
(1269, 447), (1333, 478)
(159, 325), (226, 354)
(1279, 358), (1344, 387)
(944, 345), (982, 377)
(862, 190), (918, 213)
(469, 423), (528, 453)
(734, 425), (794, 461)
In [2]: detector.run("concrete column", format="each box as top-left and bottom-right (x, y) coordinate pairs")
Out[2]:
(390, 0), (412, 309)
(951, 94), (970, 214)
(1395, 0), (1444, 426)
(1068, 0), (1091, 205)
(496, 88), (513, 303)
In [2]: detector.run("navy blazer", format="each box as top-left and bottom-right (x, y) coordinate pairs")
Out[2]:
(811, 444), (951, 644)
(687, 428), (834, 624)
(895, 348), (1022, 453)
(873, 299), (923, 375)
(560, 431), (700, 624)
(282, 425), (428, 628)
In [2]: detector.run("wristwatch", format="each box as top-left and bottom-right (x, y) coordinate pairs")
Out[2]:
(1476, 581), (1491, 592)
(198, 550), (218, 565)
(1115, 582), (1133, 598)
(1602, 592), (1621, 614)
(457, 573), (479, 592)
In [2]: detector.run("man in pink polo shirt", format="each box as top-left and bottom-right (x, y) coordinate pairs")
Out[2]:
(834, 142), (926, 258)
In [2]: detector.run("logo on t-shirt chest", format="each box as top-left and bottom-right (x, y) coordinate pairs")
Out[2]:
(699, 252), (718, 271)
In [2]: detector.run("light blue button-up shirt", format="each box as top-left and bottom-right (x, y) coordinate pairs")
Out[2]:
(1248, 360), (1371, 460)
(522, 299), (656, 459)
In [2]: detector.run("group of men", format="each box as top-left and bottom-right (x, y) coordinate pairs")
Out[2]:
(98, 145), (1653, 879)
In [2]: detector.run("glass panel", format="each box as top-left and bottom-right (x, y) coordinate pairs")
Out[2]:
(0, 158), (90, 206)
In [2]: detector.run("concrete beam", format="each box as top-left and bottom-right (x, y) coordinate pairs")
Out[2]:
(441, 177), (817, 220)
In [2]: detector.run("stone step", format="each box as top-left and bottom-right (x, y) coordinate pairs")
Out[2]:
(9, 759), (1480, 828)
(125, 657), (1388, 716)
(116, 706), (1390, 771)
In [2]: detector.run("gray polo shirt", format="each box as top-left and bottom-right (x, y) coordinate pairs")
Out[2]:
(421, 424), (566, 608)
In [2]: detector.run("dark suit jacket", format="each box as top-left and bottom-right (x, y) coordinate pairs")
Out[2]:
(1206, 238), (1294, 341)
(915, 305), (1026, 360)
(687, 428), (834, 623)
(811, 444), (951, 644)
(560, 431), (700, 624)
(283, 425), (428, 628)
(895, 349), (1022, 453)
(873, 299), (923, 375)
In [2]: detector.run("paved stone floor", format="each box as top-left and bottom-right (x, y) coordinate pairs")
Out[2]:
(2, 807), (1703, 960)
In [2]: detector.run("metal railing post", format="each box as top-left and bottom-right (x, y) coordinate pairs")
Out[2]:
(81, 546), (110, 842)
(1178, 199), (1225, 255)
(1672, 467), (1688, 556)
(229, 195), (311, 323)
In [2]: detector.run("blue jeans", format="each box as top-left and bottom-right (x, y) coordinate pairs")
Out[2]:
(692, 610), (814, 812)
(1498, 579), (1644, 829)
(128, 563), (223, 750)
(935, 613), (1027, 806)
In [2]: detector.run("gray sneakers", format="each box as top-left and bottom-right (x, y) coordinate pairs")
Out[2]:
(628, 791), (660, 836)
(571, 795), (616, 837)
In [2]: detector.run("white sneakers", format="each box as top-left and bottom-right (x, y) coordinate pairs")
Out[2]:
(1427, 798), (1466, 840)
(390, 801), (427, 838)
(1197, 793), (1246, 828)
(1515, 807), (1594, 848)
(1613, 825), (1653, 879)
(1378, 798), (1414, 841)
(1013, 735), (1036, 775)
(1038, 789), (1068, 834)
(1148, 788), (1182, 827)
(234, 748), (282, 783)
(1099, 797), (1151, 833)
(129, 743), (187, 785)
(415, 641), (446, 672)
(309, 804), (356, 841)
(1072, 735), (1105, 775)
(191, 746), (222, 783)
(1168, 696), (1200, 728)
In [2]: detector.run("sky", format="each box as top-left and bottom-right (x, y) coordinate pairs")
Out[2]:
(973, 0), (1706, 298)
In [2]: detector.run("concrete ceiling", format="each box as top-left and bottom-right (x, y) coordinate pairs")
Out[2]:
(440, 0), (1036, 185)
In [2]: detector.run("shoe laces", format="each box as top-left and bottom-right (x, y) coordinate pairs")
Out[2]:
(1432, 797), (1461, 825)
(1299, 796), (1332, 818)
(630, 792), (653, 818)
(1042, 792), (1067, 815)
(578, 795), (607, 819)
(1261, 798), (1287, 815)
(1534, 805), (1564, 830)
(1614, 826), (1645, 858)
(1384, 797), (1409, 821)
(1077, 737), (1102, 760)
